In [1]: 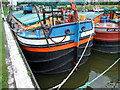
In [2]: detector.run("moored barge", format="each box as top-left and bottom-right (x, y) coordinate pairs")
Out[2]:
(7, 1), (94, 74)
(93, 8), (120, 53)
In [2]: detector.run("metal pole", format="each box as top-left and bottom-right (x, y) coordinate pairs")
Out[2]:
(51, 1), (54, 25)
(43, 8), (46, 24)
(34, 5), (51, 49)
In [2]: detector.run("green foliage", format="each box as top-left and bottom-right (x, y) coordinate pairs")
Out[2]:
(82, 5), (119, 11)
(4, 8), (9, 16)
(85, 5), (94, 9)
(2, 1), (9, 7)
(86, 2), (119, 5)
(76, 6), (82, 10)
(117, 7), (120, 11)
(66, 7), (72, 10)
(39, 6), (43, 9)
(57, 6), (65, 9)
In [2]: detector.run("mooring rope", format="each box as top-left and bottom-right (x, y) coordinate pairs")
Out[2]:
(46, 30), (69, 44)
(48, 32), (93, 90)
(75, 57), (120, 90)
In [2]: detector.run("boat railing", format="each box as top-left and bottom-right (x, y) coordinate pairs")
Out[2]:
(42, 8), (63, 25)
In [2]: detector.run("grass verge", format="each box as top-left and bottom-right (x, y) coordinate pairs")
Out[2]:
(0, 9), (8, 89)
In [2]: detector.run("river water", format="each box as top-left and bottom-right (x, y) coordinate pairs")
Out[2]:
(34, 50), (120, 89)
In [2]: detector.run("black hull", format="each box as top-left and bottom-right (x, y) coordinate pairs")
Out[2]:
(93, 40), (120, 54)
(21, 40), (93, 74)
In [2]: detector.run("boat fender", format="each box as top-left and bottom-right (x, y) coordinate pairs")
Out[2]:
(101, 15), (106, 22)
(106, 15), (109, 22)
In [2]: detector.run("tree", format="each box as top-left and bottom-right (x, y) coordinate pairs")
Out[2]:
(2, 0), (9, 7)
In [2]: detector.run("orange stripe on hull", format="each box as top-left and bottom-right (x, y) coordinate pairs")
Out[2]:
(79, 36), (93, 46)
(21, 36), (93, 52)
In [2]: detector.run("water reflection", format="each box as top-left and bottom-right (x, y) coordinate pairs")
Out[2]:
(88, 50), (119, 88)
(34, 50), (119, 89)
(34, 61), (90, 89)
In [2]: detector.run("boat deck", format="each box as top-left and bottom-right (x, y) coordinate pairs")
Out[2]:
(95, 22), (119, 29)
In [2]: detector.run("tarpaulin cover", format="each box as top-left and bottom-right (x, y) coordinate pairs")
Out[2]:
(12, 10), (49, 26)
